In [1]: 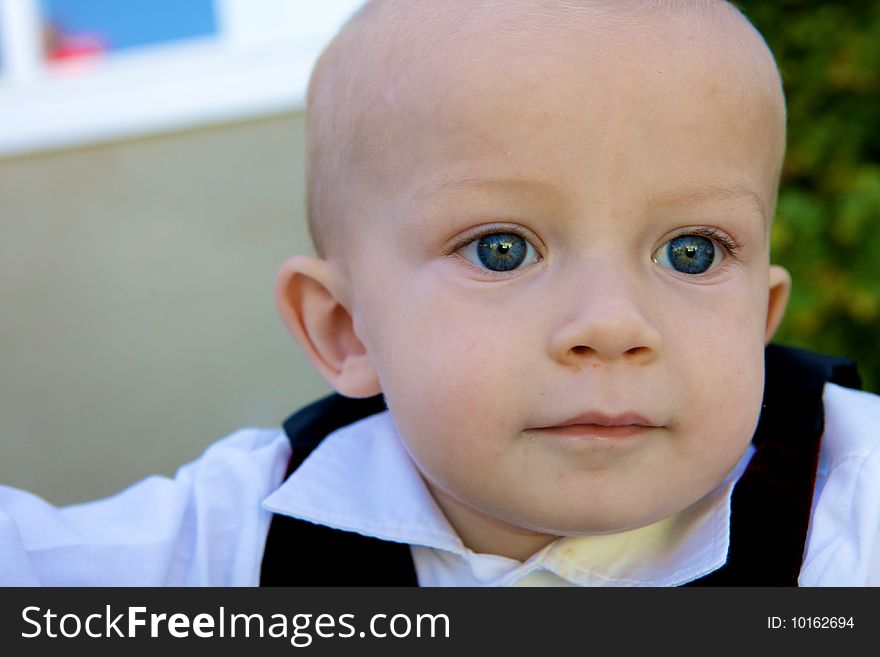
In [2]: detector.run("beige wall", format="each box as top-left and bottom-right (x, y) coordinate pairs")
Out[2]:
(0, 113), (331, 505)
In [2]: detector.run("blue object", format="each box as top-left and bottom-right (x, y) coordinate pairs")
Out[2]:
(41, 0), (217, 52)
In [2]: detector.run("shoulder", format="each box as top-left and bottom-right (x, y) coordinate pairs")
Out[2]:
(820, 383), (880, 460)
(0, 427), (291, 586)
(799, 384), (880, 586)
(172, 427), (291, 490)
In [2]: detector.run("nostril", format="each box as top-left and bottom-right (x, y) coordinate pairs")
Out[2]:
(570, 345), (649, 358)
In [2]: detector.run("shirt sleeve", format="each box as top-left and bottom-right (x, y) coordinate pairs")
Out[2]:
(0, 428), (291, 586)
(800, 383), (880, 586)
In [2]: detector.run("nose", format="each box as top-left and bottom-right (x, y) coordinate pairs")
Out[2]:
(547, 268), (662, 367)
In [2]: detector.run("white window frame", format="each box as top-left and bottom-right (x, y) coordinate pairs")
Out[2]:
(0, 0), (364, 158)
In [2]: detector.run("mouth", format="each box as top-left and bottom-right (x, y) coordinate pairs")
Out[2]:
(528, 412), (663, 442)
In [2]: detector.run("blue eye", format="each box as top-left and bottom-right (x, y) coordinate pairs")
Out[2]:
(458, 232), (539, 272)
(653, 234), (718, 274)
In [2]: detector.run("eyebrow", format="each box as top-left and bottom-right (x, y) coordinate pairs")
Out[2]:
(648, 183), (770, 233)
(412, 176), (769, 233)
(413, 176), (563, 202)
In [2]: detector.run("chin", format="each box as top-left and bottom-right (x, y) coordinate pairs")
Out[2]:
(538, 488), (702, 535)
(510, 506), (666, 537)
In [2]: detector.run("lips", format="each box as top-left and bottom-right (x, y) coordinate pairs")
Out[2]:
(529, 412), (662, 441)
(553, 411), (657, 428)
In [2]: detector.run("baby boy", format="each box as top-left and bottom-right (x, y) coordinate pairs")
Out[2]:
(3, 0), (878, 586)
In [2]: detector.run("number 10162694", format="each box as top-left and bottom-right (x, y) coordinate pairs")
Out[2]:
(768, 616), (855, 630)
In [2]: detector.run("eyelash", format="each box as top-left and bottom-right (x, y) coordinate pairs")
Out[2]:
(445, 224), (742, 274)
(673, 226), (740, 258)
(444, 224), (541, 258)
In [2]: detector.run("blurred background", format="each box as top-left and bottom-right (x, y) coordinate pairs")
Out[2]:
(0, 0), (361, 504)
(1, 0), (878, 505)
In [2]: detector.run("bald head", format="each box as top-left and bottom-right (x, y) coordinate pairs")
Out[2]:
(305, 0), (786, 258)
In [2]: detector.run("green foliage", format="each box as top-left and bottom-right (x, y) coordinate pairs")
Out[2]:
(737, 0), (880, 393)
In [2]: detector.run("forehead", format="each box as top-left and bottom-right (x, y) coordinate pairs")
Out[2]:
(330, 1), (784, 245)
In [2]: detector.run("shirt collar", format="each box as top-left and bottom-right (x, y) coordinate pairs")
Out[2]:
(262, 410), (753, 586)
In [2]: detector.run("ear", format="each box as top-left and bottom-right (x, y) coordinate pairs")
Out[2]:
(765, 264), (791, 344)
(275, 255), (381, 398)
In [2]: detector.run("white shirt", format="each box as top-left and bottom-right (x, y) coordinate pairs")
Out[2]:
(1, 382), (878, 586)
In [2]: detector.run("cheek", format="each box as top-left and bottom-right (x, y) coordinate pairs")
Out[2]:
(391, 320), (521, 430)
(662, 273), (768, 367)
(363, 265), (516, 390)
(663, 283), (767, 456)
(359, 279), (533, 479)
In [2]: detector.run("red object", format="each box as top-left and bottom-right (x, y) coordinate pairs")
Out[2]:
(45, 23), (107, 62)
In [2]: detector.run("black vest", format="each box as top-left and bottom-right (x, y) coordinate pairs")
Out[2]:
(260, 344), (861, 586)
